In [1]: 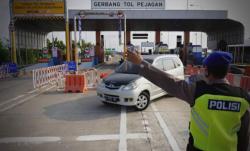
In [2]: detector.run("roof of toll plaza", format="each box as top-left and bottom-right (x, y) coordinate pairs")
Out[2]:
(14, 10), (243, 33)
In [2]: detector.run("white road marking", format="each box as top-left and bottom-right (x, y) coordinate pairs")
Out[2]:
(0, 133), (148, 144)
(76, 133), (148, 141)
(140, 111), (153, 150)
(142, 114), (148, 119)
(0, 137), (61, 144)
(142, 120), (149, 126)
(0, 86), (55, 113)
(151, 103), (181, 151)
(145, 127), (152, 132)
(126, 133), (148, 139)
(77, 135), (119, 141)
(27, 89), (38, 94)
(0, 85), (50, 108)
(0, 94), (25, 107)
(119, 106), (127, 151)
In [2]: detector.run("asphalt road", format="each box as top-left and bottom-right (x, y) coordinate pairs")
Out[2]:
(0, 62), (248, 151)
(0, 86), (190, 151)
(0, 77), (34, 102)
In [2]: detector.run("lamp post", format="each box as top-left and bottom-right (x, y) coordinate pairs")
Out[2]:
(117, 11), (126, 60)
(65, 0), (70, 62)
(195, 32), (198, 52)
(73, 15), (78, 70)
(73, 11), (86, 71)
(201, 32), (203, 48)
(123, 13), (127, 71)
(168, 32), (170, 47)
(9, 0), (17, 64)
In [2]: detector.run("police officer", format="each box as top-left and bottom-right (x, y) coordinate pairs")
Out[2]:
(127, 50), (250, 151)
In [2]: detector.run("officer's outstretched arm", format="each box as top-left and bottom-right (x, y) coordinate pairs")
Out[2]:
(126, 50), (195, 104)
(138, 60), (195, 104)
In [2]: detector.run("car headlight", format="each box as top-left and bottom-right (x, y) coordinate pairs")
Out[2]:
(99, 80), (105, 87)
(122, 82), (137, 90)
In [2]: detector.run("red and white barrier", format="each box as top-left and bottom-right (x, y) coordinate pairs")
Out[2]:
(226, 73), (234, 85)
(33, 64), (67, 89)
(240, 76), (250, 92)
(83, 68), (101, 90)
(33, 64), (114, 91)
(185, 65), (205, 76)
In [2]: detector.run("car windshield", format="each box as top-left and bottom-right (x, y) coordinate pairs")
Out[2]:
(115, 59), (153, 74)
(144, 58), (153, 64)
(115, 61), (140, 74)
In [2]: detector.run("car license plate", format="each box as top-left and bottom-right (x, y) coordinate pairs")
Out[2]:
(105, 96), (119, 102)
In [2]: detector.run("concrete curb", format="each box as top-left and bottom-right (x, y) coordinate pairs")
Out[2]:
(18, 70), (33, 77)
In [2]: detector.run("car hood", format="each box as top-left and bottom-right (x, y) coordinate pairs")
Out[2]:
(104, 73), (141, 86)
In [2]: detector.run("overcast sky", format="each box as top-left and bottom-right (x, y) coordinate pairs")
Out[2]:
(0, 0), (249, 49)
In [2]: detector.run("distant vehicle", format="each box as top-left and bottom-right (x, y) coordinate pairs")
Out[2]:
(190, 45), (202, 53)
(155, 43), (169, 54)
(187, 45), (204, 65)
(96, 55), (184, 110)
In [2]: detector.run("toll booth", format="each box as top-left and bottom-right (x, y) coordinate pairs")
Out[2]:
(9, 0), (245, 67)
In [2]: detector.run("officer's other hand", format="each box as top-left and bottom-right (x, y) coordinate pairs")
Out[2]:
(127, 50), (143, 65)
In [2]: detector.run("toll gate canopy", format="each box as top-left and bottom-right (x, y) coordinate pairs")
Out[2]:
(15, 10), (244, 49)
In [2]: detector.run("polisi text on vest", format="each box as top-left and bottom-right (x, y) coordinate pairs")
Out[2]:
(208, 100), (241, 112)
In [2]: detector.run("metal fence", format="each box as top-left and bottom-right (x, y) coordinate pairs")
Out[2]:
(33, 64), (67, 89)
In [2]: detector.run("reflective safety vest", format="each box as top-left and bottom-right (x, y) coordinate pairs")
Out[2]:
(190, 81), (249, 151)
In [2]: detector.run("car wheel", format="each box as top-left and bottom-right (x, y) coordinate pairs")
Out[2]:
(135, 92), (150, 111)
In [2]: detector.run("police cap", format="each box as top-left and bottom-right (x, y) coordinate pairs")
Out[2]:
(203, 51), (233, 68)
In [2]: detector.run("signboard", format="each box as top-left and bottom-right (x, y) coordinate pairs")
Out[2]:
(8, 63), (18, 73)
(13, 0), (65, 16)
(91, 0), (165, 10)
(38, 48), (49, 63)
(84, 48), (91, 61)
(8, 23), (15, 32)
(177, 35), (182, 47)
(133, 37), (148, 39)
(80, 47), (95, 62)
(141, 42), (154, 47)
(38, 58), (49, 63)
(43, 49), (48, 54)
(133, 33), (148, 39)
(68, 61), (77, 71)
(133, 33), (148, 37)
(52, 47), (58, 58)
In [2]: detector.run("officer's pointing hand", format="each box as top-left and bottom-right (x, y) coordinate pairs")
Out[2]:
(127, 50), (143, 65)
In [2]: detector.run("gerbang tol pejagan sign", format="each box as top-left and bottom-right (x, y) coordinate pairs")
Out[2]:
(91, 0), (165, 10)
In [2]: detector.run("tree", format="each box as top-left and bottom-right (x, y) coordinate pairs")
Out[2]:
(77, 40), (94, 50)
(73, 40), (94, 59)
(46, 38), (66, 54)
(0, 38), (10, 63)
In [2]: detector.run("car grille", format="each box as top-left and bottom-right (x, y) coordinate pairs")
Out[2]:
(104, 94), (120, 102)
(105, 83), (121, 89)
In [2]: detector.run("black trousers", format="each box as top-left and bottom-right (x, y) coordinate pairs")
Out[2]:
(186, 134), (202, 151)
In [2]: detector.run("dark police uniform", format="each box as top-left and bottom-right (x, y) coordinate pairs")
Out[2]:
(138, 60), (250, 151)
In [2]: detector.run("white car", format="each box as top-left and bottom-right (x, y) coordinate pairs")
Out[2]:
(96, 55), (184, 110)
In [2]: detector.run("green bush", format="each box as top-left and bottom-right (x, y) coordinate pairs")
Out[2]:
(0, 39), (44, 65)
(17, 48), (41, 65)
(0, 39), (10, 63)
(105, 50), (112, 56)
